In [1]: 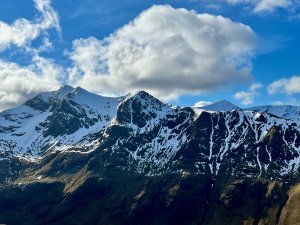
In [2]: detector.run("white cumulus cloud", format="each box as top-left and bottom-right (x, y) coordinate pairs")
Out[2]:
(67, 5), (256, 100)
(234, 83), (263, 105)
(0, 0), (62, 111)
(0, 0), (60, 51)
(268, 76), (300, 95)
(0, 58), (62, 111)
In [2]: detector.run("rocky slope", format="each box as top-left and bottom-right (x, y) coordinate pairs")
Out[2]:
(0, 86), (300, 225)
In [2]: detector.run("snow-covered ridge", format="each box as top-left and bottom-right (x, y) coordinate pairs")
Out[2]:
(246, 105), (300, 122)
(2, 86), (300, 178)
(0, 85), (122, 156)
(198, 100), (300, 122)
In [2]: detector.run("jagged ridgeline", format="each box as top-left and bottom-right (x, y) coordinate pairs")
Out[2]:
(1, 86), (300, 225)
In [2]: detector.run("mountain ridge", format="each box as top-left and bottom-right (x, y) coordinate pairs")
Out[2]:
(1, 86), (300, 225)
(1, 86), (300, 177)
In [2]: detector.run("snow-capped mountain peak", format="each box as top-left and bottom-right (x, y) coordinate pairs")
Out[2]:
(0, 86), (122, 156)
(200, 99), (240, 111)
(56, 85), (75, 99)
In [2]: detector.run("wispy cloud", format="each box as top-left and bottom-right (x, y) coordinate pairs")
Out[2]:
(70, 0), (131, 18)
(0, 0), (60, 52)
(268, 75), (300, 95)
(257, 35), (292, 55)
(226, 0), (294, 13)
(234, 83), (263, 105)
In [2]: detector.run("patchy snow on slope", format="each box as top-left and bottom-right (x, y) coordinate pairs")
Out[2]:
(247, 105), (300, 122)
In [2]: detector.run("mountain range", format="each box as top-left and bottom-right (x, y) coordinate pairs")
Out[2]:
(1, 86), (300, 225)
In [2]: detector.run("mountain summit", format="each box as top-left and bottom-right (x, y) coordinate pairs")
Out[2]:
(0, 86), (300, 225)
(200, 99), (241, 111)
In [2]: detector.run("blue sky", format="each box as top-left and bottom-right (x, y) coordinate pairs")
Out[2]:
(0, 0), (300, 110)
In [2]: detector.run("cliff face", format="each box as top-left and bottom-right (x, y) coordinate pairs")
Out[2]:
(0, 86), (300, 225)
